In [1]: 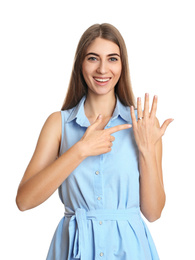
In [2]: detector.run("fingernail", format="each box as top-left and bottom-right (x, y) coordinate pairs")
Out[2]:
(98, 114), (102, 119)
(128, 124), (132, 127)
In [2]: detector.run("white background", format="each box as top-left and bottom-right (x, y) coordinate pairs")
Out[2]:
(1, 0), (195, 259)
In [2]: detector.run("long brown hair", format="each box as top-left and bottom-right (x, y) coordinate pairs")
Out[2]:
(61, 23), (135, 110)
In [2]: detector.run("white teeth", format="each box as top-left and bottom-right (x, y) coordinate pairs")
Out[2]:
(94, 78), (110, 82)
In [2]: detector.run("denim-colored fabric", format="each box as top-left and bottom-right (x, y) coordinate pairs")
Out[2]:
(46, 95), (159, 260)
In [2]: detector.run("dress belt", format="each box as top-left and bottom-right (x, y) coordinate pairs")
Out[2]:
(64, 207), (140, 259)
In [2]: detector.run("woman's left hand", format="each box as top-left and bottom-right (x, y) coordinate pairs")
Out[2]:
(130, 93), (173, 152)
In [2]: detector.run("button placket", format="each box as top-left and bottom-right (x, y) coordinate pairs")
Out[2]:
(93, 158), (105, 259)
(106, 119), (112, 128)
(94, 166), (103, 208)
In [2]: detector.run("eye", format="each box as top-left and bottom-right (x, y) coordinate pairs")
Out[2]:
(87, 56), (98, 61)
(109, 57), (118, 62)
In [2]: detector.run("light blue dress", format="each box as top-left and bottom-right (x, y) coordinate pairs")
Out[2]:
(46, 95), (159, 260)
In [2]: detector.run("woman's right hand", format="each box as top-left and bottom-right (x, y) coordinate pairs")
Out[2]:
(79, 114), (132, 157)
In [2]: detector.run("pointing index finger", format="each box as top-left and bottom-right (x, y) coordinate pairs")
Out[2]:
(107, 124), (132, 134)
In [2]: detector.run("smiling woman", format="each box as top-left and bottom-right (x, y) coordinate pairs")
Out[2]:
(16, 23), (172, 260)
(61, 23), (135, 110)
(82, 38), (122, 96)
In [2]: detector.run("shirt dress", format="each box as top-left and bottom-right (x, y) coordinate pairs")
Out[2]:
(46, 94), (160, 260)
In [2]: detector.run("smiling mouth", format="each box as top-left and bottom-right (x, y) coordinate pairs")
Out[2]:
(94, 77), (111, 82)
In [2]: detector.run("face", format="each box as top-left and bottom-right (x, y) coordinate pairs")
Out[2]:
(82, 37), (122, 96)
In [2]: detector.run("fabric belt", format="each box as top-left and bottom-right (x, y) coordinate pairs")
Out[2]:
(64, 207), (140, 259)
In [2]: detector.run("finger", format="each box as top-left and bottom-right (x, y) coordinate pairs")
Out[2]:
(143, 93), (149, 117)
(110, 135), (115, 142)
(90, 114), (102, 129)
(109, 141), (113, 147)
(107, 123), (132, 134)
(160, 118), (174, 136)
(137, 97), (142, 119)
(130, 105), (137, 126)
(150, 95), (158, 119)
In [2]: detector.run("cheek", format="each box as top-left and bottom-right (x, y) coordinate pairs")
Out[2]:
(82, 63), (93, 78)
(113, 66), (122, 80)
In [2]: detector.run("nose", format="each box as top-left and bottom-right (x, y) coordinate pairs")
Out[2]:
(97, 60), (108, 74)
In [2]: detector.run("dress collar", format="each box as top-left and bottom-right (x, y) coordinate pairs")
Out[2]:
(66, 95), (131, 127)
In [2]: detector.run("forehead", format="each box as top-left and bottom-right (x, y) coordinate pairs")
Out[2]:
(86, 37), (120, 55)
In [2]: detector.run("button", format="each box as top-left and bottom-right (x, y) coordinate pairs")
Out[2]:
(100, 252), (104, 257)
(97, 197), (101, 201)
(99, 221), (103, 225)
(95, 171), (100, 175)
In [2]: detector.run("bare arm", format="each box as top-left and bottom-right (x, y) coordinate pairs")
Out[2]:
(139, 119), (165, 222)
(16, 112), (85, 211)
(16, 112), (131, 211)
(130, 94), (173, 222)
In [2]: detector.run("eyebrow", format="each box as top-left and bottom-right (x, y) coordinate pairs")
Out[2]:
(86, 52), (120, 57)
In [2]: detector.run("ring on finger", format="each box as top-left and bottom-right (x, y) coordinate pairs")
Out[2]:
(138, 117), (144, 120)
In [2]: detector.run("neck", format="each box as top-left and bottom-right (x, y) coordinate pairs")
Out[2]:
(84, 92), (117, 119)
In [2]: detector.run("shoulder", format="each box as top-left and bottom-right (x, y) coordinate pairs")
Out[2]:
(60, 106), (76, 123)
(44, 111), (62, 130)
(40, 112), (62, 143)
(46, 111), (61, 124)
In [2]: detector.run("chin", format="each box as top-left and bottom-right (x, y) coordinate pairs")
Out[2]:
(89, 86), (115, 96)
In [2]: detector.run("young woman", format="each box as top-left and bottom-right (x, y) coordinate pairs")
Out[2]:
(16, 23), (173, 259)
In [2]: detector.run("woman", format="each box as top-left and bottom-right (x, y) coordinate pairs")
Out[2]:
(16, 23), (173, 259)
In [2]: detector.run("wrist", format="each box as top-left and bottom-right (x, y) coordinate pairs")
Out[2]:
(138, 144), (156, 158)
(74, 140), (88, 160)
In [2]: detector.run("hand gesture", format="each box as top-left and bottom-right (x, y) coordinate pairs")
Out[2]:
(79, 114), (132, 157)
(130, 93), (173, 152)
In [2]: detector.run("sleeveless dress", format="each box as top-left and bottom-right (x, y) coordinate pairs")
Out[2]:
(46, 95), (160, 260)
